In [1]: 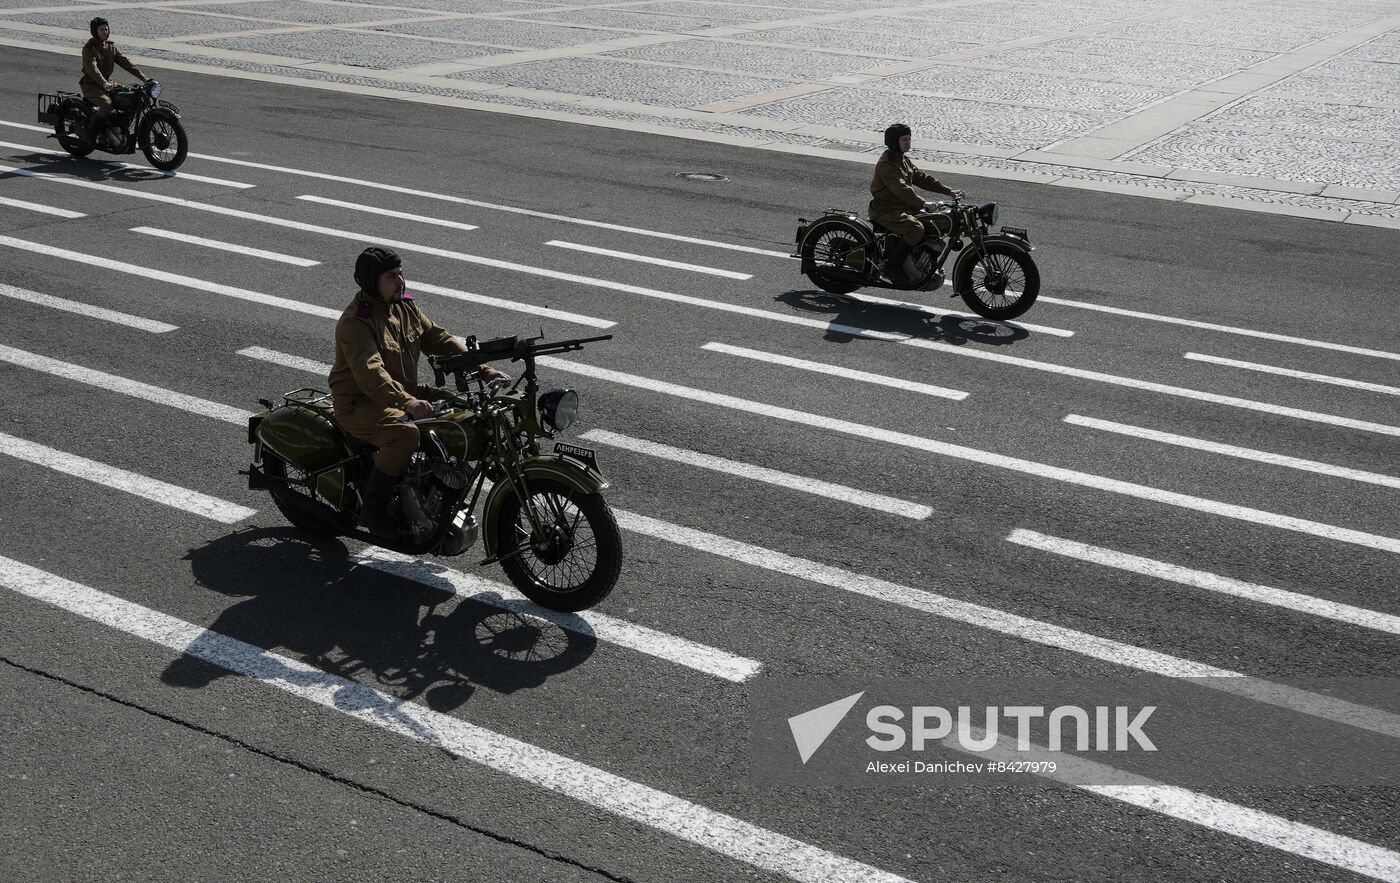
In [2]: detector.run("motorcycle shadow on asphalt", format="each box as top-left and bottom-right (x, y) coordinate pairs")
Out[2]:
(777, 289), (1029, 347)
(7, 149), (172, 184)
(160, 527), (596, 714)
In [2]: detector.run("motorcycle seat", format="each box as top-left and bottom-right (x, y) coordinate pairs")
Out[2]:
(326, 414), (379, 455)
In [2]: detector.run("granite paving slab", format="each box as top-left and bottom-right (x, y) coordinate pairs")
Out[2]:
(370, 17), (635, 48)
(1127, 127), (1400, 191)
(1101, 17), (1344, 52)
(873, 64), (1176, 114)
(744, 86), (1116, 150)
(191, 29), (507, 69)
(339, 0), (541, 12)
(604, 38), (890, 79)
(1041, 34), (1276, 69)
(455, 55), (789, 106)
(622, 1), (807, 23)
(981, 45), (1251, 85)
(1344, 32), (1400, 63)
(1, 9), (290, 39)
(0, 0), (107, 8)
(732, 26), (961, 59)
(1204, 96), (1400, 143)
(802, 16), (1040, 45)
(190, 1), (438, 26)
(509, 8), (746, 32)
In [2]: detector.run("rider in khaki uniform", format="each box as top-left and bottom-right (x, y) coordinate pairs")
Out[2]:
(79, 17), (148, 146)
(329, 246), (506, 535)
(869, 123), (960, 282)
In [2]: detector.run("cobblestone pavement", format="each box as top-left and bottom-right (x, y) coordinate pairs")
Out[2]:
(3, 0), (1398, 224)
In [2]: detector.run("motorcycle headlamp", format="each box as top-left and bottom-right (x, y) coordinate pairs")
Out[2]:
(539, 388), (578, 431)
(978, 202), (999, 227)
(149, 81), (161, 99)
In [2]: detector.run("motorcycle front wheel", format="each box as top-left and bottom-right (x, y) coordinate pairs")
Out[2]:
(496, 479), (622, 612)
(140, 115), (188, 171)
(55, 103), (94, 158)
(955, 242), (1040, 320)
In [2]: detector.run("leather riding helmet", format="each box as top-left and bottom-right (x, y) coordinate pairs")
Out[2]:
(883, 122), (912, 153)
(354, 246), (402, 296)
(89, 17), (108, 39)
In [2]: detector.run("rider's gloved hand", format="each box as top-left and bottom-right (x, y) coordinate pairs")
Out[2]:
(404, 399), (434, 420)
(480, 367), (511, 383)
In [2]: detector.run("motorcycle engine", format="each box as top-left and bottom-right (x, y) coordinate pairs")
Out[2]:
(396, 458), (469, 546)
(103, 125), (127, 151)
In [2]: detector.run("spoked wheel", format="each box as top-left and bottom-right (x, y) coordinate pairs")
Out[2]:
(140, 115), (188, 171)
(55, 102), (94, 157)
(955, 242), (1040, 320)
(262, 452), (345, 538)
(800, 224), (867, 294)
(496, 479), (622, 612)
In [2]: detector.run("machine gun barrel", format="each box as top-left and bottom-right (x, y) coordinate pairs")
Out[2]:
(430, 334), (613, 380)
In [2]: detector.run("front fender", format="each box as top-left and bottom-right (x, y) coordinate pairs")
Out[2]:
(141, 107), (181, 129)
(481, 455), (609, 557)
(953, 233), (1034, 282)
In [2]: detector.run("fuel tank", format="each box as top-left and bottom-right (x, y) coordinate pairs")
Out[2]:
(416, 412), (486, 462)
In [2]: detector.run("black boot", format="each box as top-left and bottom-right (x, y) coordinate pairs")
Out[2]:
(358, 467), (400, 538)
(80, 113), (102, 148)
(885, 238), (921, 284)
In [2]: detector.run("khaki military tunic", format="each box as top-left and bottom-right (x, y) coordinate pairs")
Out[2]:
(80, 38), (145, 120)
(329, 290), (477, 475)
(868, 149), (954, 246)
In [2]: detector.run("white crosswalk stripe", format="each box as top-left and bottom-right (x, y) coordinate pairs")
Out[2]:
(0, 283), (177, 332)
(352, 549), (762, 682)
(539, 356), (1400, 554)
(0, 556), (907, 883)
(0, 431), (255, 523)
(1007, 529), (1400, 635)
(1064, 414), (1400, 489)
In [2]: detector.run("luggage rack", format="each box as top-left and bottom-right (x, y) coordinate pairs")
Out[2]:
(36, 92), (75, 127)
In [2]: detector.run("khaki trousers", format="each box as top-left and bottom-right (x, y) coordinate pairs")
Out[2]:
(335, 400), (420, 476)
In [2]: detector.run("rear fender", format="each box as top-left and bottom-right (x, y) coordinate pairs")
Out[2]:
(798, 213), (875, 275)
(482, 456), (608, 558)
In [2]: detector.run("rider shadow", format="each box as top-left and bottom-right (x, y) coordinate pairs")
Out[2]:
(7, 150), (169, 183)
(161, 527), (595, 714)
(777, 289), (1029, 348)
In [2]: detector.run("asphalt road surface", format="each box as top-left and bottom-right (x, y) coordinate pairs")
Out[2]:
(2, 47), (1398, 883)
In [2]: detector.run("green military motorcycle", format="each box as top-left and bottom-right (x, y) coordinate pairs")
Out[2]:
(244, 334), (621, 612)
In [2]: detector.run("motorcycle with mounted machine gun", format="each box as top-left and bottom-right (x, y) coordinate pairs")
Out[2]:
(244, 333), (622, 612)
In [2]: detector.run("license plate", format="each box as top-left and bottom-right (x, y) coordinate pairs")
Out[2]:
(554, 442), (601, 473)
(1001, 226), (1030, 242)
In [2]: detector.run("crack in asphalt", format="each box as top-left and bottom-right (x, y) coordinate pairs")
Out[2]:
(0, 654), (639, 883)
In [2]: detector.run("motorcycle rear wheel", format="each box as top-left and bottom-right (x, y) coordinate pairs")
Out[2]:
(262, 452), (345, 538)
(140, 115), (188, 171)
(55, 103), (94, 158)
(496, 479), (622, 612)
(800, 224), (864, 294)
(955, 242), (1040, 320)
